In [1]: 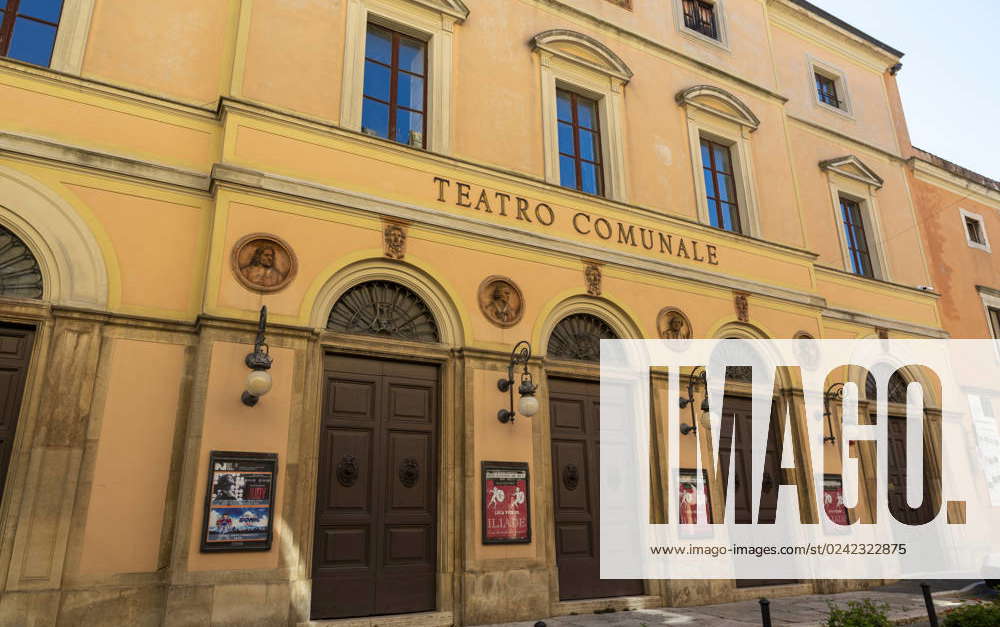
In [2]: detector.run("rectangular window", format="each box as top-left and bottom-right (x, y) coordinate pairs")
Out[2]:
(361, 23), (427, 148)
(557, 89), (604, 196)
(967, 216), (987, 246)
(700, 138), (741, 233)
(0, 0), (64, 67)
(682, 0), (718, 40)
(990, 307), (1000, 338)
(815, 72), (841, 108)
(840, 197), (874, 277)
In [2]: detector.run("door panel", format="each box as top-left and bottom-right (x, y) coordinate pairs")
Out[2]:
(718, 396), (793, 588)
(550, 378), (644, 601)
(887, 415), (935, 525)
(312, 356), (438, 620)
(0, 325), (34, 506)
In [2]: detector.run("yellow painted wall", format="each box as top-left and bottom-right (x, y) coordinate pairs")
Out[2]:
(83, 0), (237, 106)
(78, 339), (186, 575)
(187, 341), (294, 572)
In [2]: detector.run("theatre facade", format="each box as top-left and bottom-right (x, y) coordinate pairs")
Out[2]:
(0, 0), (961, 624)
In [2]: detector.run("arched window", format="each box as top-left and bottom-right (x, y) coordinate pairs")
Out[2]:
(0, 225), (43, 299)
(327, 280), (439, 342)
(866, 370), (908, 404)
(547, 313), (618, 362)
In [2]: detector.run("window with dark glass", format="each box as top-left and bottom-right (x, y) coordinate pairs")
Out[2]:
(557, 89), (604, 196)
(700, 138), (741, 233)
(362, 23), (427, 148)
(682, 0), (718, 40)
(989, 307), (1000, 338)
(840, 197), (874, 277)
(0, 0), (64, 67)
(966, 216), (987, 246)
(815, 72), (841, 108)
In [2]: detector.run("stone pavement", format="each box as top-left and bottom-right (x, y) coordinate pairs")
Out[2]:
(480, 581), (993, 627)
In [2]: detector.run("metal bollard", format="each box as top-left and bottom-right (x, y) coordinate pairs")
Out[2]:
(759, 597), (772, 627)
(920, 583), (939, 627)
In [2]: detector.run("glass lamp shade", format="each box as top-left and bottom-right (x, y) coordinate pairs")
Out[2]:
(518, 394), (540, 418)
(246, 369), (273, 397)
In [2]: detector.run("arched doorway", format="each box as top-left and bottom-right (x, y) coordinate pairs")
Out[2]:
(312, 280), (441, 620)
(865, 370), (938, 525)
(0, 225), (41, 506)
(546, 313), (645, 601)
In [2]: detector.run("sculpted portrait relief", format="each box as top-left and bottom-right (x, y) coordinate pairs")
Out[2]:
(657, 307), (693, 340)
(232, 234), (297, 293)
(384, 223), (407, 260)
(478, 276), (524, 328)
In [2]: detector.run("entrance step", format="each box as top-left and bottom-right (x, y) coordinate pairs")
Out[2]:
(553, 595), (662, 617)
(299, 610), (453, 627)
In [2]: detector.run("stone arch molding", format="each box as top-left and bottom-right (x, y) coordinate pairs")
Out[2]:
(536, 295), (645, 358)
(0, 165), (108, 308)
(531, 29), (634, 83)
(309, 258), (465, 347)
(675, 85), (761, 131)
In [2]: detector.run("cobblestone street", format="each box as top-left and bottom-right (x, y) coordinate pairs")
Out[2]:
(481, 582), (993, 626)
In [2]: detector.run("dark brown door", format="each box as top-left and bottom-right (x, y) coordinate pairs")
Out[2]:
(887, 414), (935, 525)
(717, 396), (792, 588)
(312, 355), (438, 620)
(0, 324), (34, 505)
(550, 378), (644, 601)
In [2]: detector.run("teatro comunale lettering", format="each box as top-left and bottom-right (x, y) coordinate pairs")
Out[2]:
(433, 177), (720, 266)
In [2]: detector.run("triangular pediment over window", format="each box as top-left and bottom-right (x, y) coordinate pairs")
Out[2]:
(820, 155), (884, 189)
(532, 30), (633, 83)
(675, 85), (760, 131)
(407, 0), (469, 22)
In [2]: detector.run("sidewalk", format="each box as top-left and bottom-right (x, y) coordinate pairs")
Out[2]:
(480, 581), (993, 627)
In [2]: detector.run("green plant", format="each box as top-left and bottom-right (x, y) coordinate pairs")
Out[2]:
(824, 599), (891, 627)
(941, 600), (1000, 626)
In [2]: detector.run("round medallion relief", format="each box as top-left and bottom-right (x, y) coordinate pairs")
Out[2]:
(478, 276), (524, 328)
(657, 307), (693, 341)
(231, 233), (297, 293)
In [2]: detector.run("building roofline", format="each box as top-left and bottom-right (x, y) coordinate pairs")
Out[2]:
(785, 0), (905, 59)
(913, 147), (1000, 194)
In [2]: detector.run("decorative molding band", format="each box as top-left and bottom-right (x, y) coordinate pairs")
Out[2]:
(531, 0), (788, 104)
(788, 115), (904, 164)
(0, 132), (211, 191)
(212, 163), (827, 310)
(821, 308), (948, 339)
(910, 158), (1000, 210)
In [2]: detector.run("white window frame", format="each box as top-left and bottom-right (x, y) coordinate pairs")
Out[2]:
(678, 87), (761, 237)
(534, 34), (630, 202)
(961, 208), (991, 252)
(808, 56), (854, 118)
(340, 0), (466, 154)
(672, 0), (729, 50)
(12, 0), (95, 74)
(829, 183), (889, 281)
(977, 287), (1000, 340)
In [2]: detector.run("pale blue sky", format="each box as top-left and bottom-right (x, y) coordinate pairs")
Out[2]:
(807, 0), (999, 180)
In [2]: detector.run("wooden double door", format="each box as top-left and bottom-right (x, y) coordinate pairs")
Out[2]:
(312, 355), (438, 620)
(0, 324), (33, 507)
(717, 395), (793, 588)
(886, 414), (937, 525)
(549, 378), (645, 601)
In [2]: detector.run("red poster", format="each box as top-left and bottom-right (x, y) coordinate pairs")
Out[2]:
(482, 462), (531, 544)
(679, 470), (712, 538)
(824, 476), (850, 526)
